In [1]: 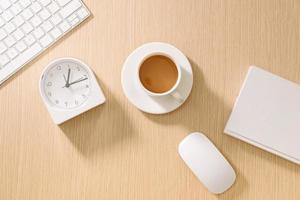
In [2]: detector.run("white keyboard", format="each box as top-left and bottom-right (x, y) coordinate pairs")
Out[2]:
(0, 0), (90, 84)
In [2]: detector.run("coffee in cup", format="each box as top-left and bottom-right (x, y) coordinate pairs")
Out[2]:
(137, 53), (183, 102)
(139, 55), (178, 93)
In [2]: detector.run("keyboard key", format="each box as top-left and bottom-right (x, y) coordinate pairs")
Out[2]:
(31, 2), (42, 13)
(56, 0), (71, 7)
(0, 1), (12, 10)
(40, 0), (51, 6)
(22, 22), (33, 34)
(30, 16), (42, 27)
(47, 2), (59, 14)
(0, 17), (4, 27)
(69, 17), (79, 26)
(60, 0), (81, 18)
(19, 0), (31, 8)
(68, 13), (77, 21)
(0, 42), (7, 54)
(0, 54), (9, 67)
(24, 34), (35, 46)
(41, 21), (53, 32)
(21, 9), (34, 20)
(0, 29), (7, 40)
(10, 3), (22, 15)
(50, 28), (62, 39)
(2, 10), (13, 22)
(15, 41), (27, 52)
(40, 34), (53, 47)
(39, 9), (51, 20)
(13, 15), (25, 26)
(59, 21), (71, 32)
(77, 7), (89, 19)
(4, 36), (16, 47)
(33, 27), (44, 39)
(50, 14), (62, 25)
(12, 29), (24, 40)
(68, 13), (80, 26)
(7, 48), (18, 59)
(4, 22), (16, 33)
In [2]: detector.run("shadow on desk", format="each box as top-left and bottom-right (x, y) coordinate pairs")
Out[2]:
(217, 168), (248, 199)
(143, 58), (227, 143)
(59, 79), (135, 159)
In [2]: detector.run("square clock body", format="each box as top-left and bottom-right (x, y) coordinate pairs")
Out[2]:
(39, 58), (106, 124)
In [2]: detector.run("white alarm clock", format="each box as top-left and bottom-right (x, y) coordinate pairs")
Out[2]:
(39, 58), (106, 124)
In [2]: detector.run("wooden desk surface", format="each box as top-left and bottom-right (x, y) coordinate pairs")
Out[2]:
(1, 0), (300, 199)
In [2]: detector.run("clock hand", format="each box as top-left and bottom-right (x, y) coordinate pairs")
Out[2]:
(71, 76), (86, 83)
(66, 68), (71, 85)
(63, 77), (88, 88)
(62, 68), (72, 88)
(62, 74), (69, 88)
(68, 77), (88, 86)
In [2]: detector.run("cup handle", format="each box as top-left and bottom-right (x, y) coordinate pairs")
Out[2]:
(171, 90), (184, 103)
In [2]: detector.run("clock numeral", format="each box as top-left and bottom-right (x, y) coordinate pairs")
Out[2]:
(76, 66), (80, 71)
(57, 66), (61, 70)
(65, 102), (68, 107)
(47, 82), (52, 86)
(82, 94), (86, 99)
(86, 85), (89, 88)
(75, 100), (78, 105)
(55, 100), (59, 104)
(47, 92), (52, 97)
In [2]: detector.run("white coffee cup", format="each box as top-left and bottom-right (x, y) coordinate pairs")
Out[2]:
(136, 52), (184, 102)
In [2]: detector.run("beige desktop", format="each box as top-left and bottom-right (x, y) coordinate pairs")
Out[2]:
(0, 0), (300, 200)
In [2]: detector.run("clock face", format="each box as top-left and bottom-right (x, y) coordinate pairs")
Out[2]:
(41, 60), (91, 109)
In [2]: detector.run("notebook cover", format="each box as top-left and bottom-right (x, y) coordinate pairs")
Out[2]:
(224, 66), (300, 164)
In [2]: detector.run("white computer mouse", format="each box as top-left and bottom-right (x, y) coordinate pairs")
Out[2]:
(178, 132), (236, 194)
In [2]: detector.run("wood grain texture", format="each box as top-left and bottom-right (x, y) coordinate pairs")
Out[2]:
(1, 0), (300, 199)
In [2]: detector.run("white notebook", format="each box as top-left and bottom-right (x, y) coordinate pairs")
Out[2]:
(225, 66), (300, 164)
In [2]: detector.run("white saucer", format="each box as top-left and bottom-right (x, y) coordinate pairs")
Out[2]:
(121, 42), (193, 114)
